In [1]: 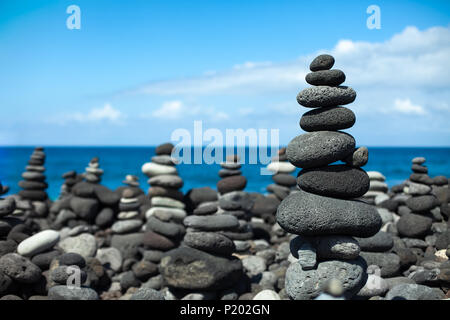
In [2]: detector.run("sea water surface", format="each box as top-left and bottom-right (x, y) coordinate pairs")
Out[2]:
(0, 147), (449, 200)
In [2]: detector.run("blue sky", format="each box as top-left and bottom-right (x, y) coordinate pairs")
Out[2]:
(0, 0), (449, 146)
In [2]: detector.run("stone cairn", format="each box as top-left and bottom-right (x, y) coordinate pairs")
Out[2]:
(17, 147), (49, 216)
(276, 54), (382, 300)
(83, 157), (103, 184)
(362, 171), (389, 205)
(396, 157), (439, 241)
(266, 147), (297, 201)
(59, 170), (82, 199)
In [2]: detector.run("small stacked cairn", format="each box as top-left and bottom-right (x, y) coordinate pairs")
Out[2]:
(362, 171), (389, 205)
(17, 147), (49, 216)
(266, 147), (297, 201)
(83, 157), (103, 184)
(396, 157), (438, 240)
(115, 176), (145, 221)
(159, 155), (244, 298)
(0, 180), (15, 219)
(142, 143), (186, 265)
(217, 155), (254, 246)
(276, 54), (382, 300)
(58, 170), (82, 199)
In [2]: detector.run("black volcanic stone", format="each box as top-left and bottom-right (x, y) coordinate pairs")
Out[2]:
(432, 176), (448, 186)
(155, 143), (174, 155)
(276, 190), (381, 237)
(397, 214), (432, 238)
(410, 173), (433, 185)
(343, 146), (369, 168)
(411, 164), (428, 174)
(94, 184), (120, 206)
(183, 232), (235, 256)
(72, 182), (96, 198)
(406, 195), (436, 213)
(300, 106), (355, 132)
(62, 170), (77, 179)
(159, 246), (243, 291)
(296, 86), (356, 108)
(309, 54), (335, 71)
(217, 176), (247, 194)
(379, 199), (399, 212)
(355, 231), (394, 252)
(18, 190), (47, 201)
(18, 180), (48, 190)
(272, 174), (296, 187)
(297, 165), (370, 199)
(184, 187), (218, 208)
(305, 69), (345, 86)
(287, 131), (355, 169)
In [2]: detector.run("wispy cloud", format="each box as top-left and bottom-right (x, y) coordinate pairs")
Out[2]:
(47, 103), (126, 125)
(393, 98), (426, 115)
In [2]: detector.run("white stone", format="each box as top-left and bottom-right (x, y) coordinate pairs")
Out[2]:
(150, 196), (185, 209)
(96, 248), (123, 272)
(145, 207), (187, 222)
(367, 171), (386, 182)
(59, 233), (97, 258)
(17, 230), (60, 257)
(266, 161), (296, 174)
(253, 289), (281, 300)
(118, 211), (139, 220)
(141, 162), (177, 177)
(120, 197), (138, 204)
(374, 193), (390, 205)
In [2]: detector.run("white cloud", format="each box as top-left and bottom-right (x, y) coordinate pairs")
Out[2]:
(48, 103), (126, 125)
(393, 98), (426, 115)
(126, 25), (450, 96)
(152, 100), (184, 119)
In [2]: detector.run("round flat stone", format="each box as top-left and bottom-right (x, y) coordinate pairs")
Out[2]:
(17, 230), (60, 257)
(18, 180), (48, 190)
(272, 174), (296, 187)
(21, 171), (46, 181)
(183, 215), (239, 231)
(141, 162), (177, 177)
(151, 155), (178, 166)
(297, 86), (356, 108)
(300, 106), (355, 132)
(309, 54), (335, 71)
(305, 69), (346, 86)
(184, 232), (235, 255)
(412, 157), (426, 165)
(297, 165), (370, 199)
(276, 190), (382, 237)
(287, 131), (355, 169)
(146, 216), (185, 238)
(217, 176), (247, 194)
(151, 196), (185, 209)
(18, 190), (47, 201)
(266, 161), (296, 174)
(406, 195), (436, 212)
(111, 219), (143, 234)
(148, 175), (183, 189)
(355, 231), (394, 252)
(397, 214), (432, 238)
(155, 143), (174, 155)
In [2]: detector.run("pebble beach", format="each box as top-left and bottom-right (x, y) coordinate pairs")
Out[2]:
(0, 54), (449, 301)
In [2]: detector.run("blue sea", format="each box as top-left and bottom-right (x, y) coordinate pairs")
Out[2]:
(0, 147), (449, 201)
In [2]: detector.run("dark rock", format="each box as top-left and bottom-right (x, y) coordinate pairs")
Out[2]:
(70, 196), (99, 220)
(410, 173), (433, 185)
(48, 285), (99, 300)
(355, 231), (394, 252)
(93, 184), (120, 206)
(217, 176), (247, 194)
(155, 143), (174, 155)
(272, 174), (296, 187)
(111, 233), (143, 260)
(309, 54), (335, 71)
(397, 214), (432, 238)
(359, 252), (401, 277)
(132, 260), (158, 281)
(296, 86), (356, 108)
(184, 215), (239, 231)
(95, 208), (114, 228)
(184, 187), (218, 208)
(146, 216), (185, 238)
(184, 232), (235, 255)
(143, 231), (176, 251)
(0, 253), (41, 284)
(31, 250), (61, 270)
(305, 69), (345, 86)
(406, 195), (436, 213)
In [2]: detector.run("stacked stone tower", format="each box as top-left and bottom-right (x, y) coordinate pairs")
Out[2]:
(276, 54), (382, 300)
(266, 147), (296, 200)
(18, 147), (48, 202)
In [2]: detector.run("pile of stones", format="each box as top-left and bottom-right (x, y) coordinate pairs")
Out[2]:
(276, 54), (382, 300)
(362, 171), (389, 205)
(266, 148), (297, 201)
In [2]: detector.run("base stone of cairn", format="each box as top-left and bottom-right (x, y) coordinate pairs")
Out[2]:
(17, 147), (49, 217)
(276, 54), (382, 300)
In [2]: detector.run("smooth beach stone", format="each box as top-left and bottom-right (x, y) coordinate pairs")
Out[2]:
(219, 169), (242, 178)
(17, 230), (60, 257)
(385, 283), (444, 300)
(130, 288), (165, 300)
(266, 161), (296, 174)
(397, 214), (432, 238)
(142, 162), (177, 177)
(69, 196), (99, 220)
(56, 252), (86, 268)
(184, 187), (218, 207)
(272, 174), (296, 187)
(221, 162), (242, 170)
(111, 233), (143, 260)
(151, 155), (178, 166)
(148, 175), (183, 189)
(253, 289), (281, 300)
(217, 175), (247, 194)
(242, 255), (267, 276)
(184, 232), (236, 255)
(93, 184), (120, 206)
(432, 176), (448, 186)
(18, 180), (48, 190)
(412, 157), (426, 165)
(118, 200), (140, 212)
(26, 165), (45, 172)
(404, 182), (431, 195)
(285, 257), (367, 300)
(406, 195), (436, 212)
(0, 197), (16, 217)
(111, 219), (143, 234)
(193, 201), (218, 215)
(300, 106), (355, 132)
(146, 216), (185, 238)
(369, 181), (388, 193)
(276, 191), (382, 237)
(48, 285), (99, 300)
(355, 231), (394, 252)
(95, 207), (114, 228)
(297, 165), (370, 199)
(290, 235), (360, 260)
(305, 69), (346, 86)
(95, 247), (122, 272)
(143, 231), (176, 250)
(18, 190), (47, 201)
(21, 171), (45, 181)
(160, 246), (243, 291)
(367, 171), (386, 181)
(250, 195), (279, 216)
(412, 164), (428, 174)
(286, 131), (355, 169)
(71, 181), (96, 197)
(155, 143), (174, 155)
(84, 173), (100, 183)
(0, 253), (41, 284)
(132, 260), (158, 280)
(145, 207), (186, 222)
(309, 54), (335, 71)
(183, 215), (239, 231)
(296, 86), (356, 108)
(359, 252), (401, 277)
(0, 221), (11, 237)
(266, 184), (290, 200)
(50, 265), (87, 285)
(0, 240), (17, 256)
(410, 173), (434, 185)
(58, 233), (97, 258)
(344, 146), (369, 168)
(151, 196), (185, 209)
(219, 191), (254, 211)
